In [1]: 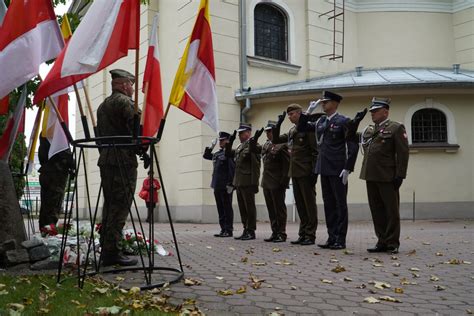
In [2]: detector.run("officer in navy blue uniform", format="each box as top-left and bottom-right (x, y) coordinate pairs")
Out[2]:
(203, 132), (236, 237)
(298, 91), (360, 250)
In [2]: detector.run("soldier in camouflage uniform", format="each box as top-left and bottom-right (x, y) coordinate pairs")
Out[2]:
(97, 69), (139, 266)
(360, 98), (409, 254)
(261, 120), (290, 243)
(226, 123), (263, 241)
(272, 104), (318, 246)
(38, 136), (73, 230)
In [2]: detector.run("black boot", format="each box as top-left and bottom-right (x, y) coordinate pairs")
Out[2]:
(241, 230), (256, 240)
(264, 233), (276, 242)
(234, 229), (247, 240)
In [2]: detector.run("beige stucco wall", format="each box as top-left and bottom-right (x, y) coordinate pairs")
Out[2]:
(74, 1), (473, 221)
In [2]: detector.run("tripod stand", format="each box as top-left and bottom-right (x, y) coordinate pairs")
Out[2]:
(57, 136), (183, 289)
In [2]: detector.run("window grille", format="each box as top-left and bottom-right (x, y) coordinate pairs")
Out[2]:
(411, 109), (447, 143)
(254, 3), (288, 62)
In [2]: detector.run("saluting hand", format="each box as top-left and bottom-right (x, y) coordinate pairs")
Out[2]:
(354, 108), (368, 123)
(276, 111), (286, 128)
(253, 128), (264, 142)
(210, 137), (218, 150)
(229, 130), (237, 145)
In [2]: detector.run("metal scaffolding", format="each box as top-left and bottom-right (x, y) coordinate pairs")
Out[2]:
(319, 0), (345, 62)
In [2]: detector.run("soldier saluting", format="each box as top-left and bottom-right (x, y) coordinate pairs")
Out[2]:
(360, 98), (409, 254)
(203, 132), (235, 237)
(225, 123), (263, 240)
(261, 120), (290, 243)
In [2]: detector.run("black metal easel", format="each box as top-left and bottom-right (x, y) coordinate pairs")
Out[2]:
(56, 136), (183, 290)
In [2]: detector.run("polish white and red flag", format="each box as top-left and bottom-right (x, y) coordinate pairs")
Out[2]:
(34, 0), (139, 104)
(0, 0), (63, 99)
(141, 15), (164, 137)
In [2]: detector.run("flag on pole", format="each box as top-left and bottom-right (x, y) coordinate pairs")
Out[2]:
(34, 0), (139, 104)
(25, 103), (44, 174)
(41, 95), (70, 159)
(168, 0), (219, 132)
(0, 86), (27, 162)
(0, 96), (8, 115)
(141, 14), (163, 137)
(0, 0), (63, 99)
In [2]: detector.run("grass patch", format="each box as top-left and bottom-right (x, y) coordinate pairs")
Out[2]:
(0, 273), (196, 315)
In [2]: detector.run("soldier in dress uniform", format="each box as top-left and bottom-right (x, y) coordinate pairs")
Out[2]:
(298, 91), (360, 250)
(360, 97), (409, 254)
(96, 69), (140, 266)
(261, 120), (290, 243)
(203, 131), (235, 237)
(272, 104), (318, 246)
(225, 123), (263, 240)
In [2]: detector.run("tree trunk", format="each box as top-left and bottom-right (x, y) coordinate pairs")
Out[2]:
(0, 161), (26, 245)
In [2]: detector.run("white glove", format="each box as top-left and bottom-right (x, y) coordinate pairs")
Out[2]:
(210, 137), (218, 150)
(307, 99), (322, 114)
(339, 169), (350, 185)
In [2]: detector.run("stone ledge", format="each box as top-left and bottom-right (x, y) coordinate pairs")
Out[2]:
(247, 55), (301, 74)
(409, 143), (460, 153)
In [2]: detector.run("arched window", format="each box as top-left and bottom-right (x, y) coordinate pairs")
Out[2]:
(254, 3), (288, 62)
(411, 109), (447, 143)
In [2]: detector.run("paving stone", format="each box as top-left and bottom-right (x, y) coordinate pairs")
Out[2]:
(28, 245), (51, 262)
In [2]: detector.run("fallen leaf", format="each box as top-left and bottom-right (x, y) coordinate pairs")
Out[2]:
(369, 280), (391, 289)
(409, 267), (420, 271)
(321, 279), (333, 284)
(392, 263), (401, 267)
(215, 276), (224, 280)
(373, 258), (384, 263)
(445, 258), (462, 265)
(313, 252), (320, 256)
(329, 258), (339, 263)
(464, 261), (472, 265)
(275, 307), (282, 310)
(391, 256), (398, 260)
(343, 250), (354, 255)
(343, 277), (353, 282)
(236, 286), (247, 294)
(422, 242), (431, 245)
(379, 295), (402, 303)
(430, 275), (440, 282)
(369, 289), (377, 294)
(274, 259), (293, 266)
(363, 297), (380, 304)
(372, 263), (383, 267)
(252, 261), (267, 266)
(0, 284), (5, 290)
(400, 278), (417, 285)
(96, 306), (121, 314)
(38, 308), (50, 314)
(0, 290), (8, 295)
(394, 287), (404, 294)
(290, 286), (297, 290)
(434, 285), (446, 291)
(206, 246), (212, 249)
(93, 287), (109, 294)
(241, 257), (248, 263)
(7, 304), (25, 312)
(229, 247), (235, 251)
(436, 252), (444, 256)
(71, 300), (81, 305)
(466, 309), (473, 314)
(115, 276), (125, 282)
(407, 249), (417, 256)
(184, 278), (201, 286)
(272, 247), (281, 252)
(217, 289), (233, 296)
(22, 298), (32, 305)
(356, 284), (366, 289)
(331, 264), (346, 273)
(412, 273), (420, 278)
(245, 248), (254, 255)
(129, 287), (140, 294)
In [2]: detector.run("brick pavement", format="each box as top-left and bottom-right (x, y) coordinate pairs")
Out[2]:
(120, 220), (473, 315)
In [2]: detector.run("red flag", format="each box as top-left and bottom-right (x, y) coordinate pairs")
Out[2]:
(0, 86), (27, 162)
(0, 95), (8, 115)
(34, 0), (139, 104)
(0, 0), (63, 99)
(141, 15), (163, 137)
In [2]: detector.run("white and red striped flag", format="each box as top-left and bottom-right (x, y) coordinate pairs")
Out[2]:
(0, 0), (63, 99)
(34, 0), (139, 104)
(141, 14), (163, 137)
(168, 0), (219, 132)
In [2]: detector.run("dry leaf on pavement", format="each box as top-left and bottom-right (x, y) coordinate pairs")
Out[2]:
(363, 297), (380, 304)
(369, 280), (391, 289)
(184, 278), (202, 286)
(409, 267), (420, 271)
(434, 285), (446, 291)
(343, 277), (353, 282)
(321, 279), (333, 284)
(407, 249), (417, 256)
(217, 289), (234, 296)
(436, 252), (443, 256)
(430, 275), (440, 282)
(379, 295), (402, 303)
(252, 261), (267, 266)
(236, 286), (247, 294)
(272, 247), (281, 252)
(241, 257), (248, 263)
(400, 278), (417, 285)
(394, 287), (404, 294)
(331, 264), (346, 273)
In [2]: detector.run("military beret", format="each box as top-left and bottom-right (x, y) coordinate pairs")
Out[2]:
(320, 90), (343, 103)
(369, 97), (391, 111)
(110, 69), (135, 83)
(218, 131), (231, 140)
(236, 122), (252, 132)
(286, 103), (303, 113)
(264, 120), (277, 131)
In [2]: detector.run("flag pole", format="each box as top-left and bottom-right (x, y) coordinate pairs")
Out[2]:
(73, 84), (91, 139)
(133, 0), (141, 138)
(81, 85), (98, 137)
(38, 76), (73, 143)
(156, 102), (172, 142)
(24, 102), (44, 174)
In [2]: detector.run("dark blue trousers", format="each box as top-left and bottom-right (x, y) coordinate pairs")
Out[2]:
(321, 175), (348, 245)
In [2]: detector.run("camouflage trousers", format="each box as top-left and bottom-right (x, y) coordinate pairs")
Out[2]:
(99, 165), (137, 254)
(39, 170), (69, 228)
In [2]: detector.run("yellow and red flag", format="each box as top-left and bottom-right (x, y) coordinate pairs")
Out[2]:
(168, 0), (219, 132)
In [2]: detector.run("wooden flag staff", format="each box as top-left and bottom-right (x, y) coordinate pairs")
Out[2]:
(73, 84), (91, 139)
